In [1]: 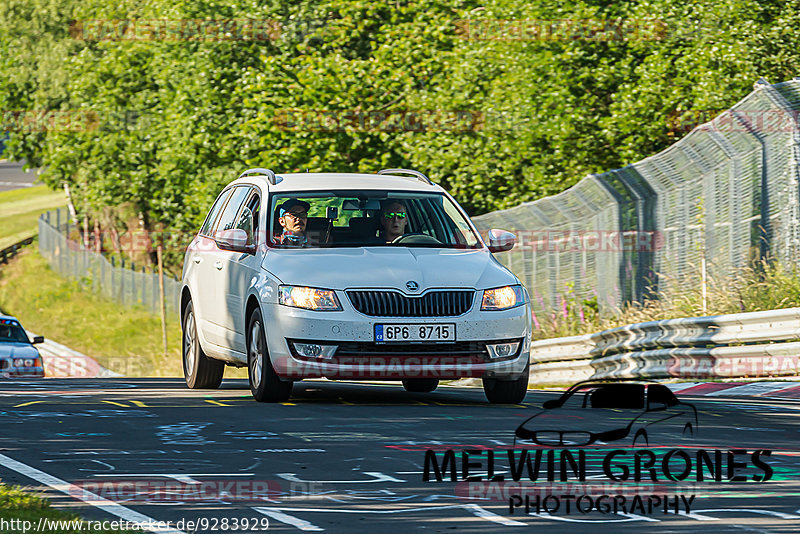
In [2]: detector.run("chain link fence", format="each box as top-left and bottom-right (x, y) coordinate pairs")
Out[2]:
(474, 79), (800, 317)
(38, 208), (181, 317)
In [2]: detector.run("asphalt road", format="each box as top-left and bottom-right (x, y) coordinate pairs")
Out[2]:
(0, 161), (37, 192)
(0, 379), (798, 533)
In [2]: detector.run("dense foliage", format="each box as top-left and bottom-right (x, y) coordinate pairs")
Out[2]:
(2, 0), (800, 267)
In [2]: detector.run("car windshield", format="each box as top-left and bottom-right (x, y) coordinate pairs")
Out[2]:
(555, 383), (646, 410)
(0, 320), (29, 343)
(269, 191), (482, 249)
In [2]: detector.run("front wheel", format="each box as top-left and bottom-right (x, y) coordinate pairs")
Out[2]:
(402, 378), (439, 393)
(482, 363), (529, 404)
(182, 300), (223, 389)
(248, 308), (293, 402)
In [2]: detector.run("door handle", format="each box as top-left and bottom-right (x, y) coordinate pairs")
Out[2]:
(193, 256), (201, 264)
(214, 261), (223, 270)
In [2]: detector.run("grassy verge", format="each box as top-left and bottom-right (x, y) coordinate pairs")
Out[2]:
(0, 483), (135, 533)
(0, 185), (65, 250)
(0, 248), (182, 377)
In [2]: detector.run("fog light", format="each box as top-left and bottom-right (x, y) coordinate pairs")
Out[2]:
(486, 341), (520, 359)
(293, 342), (338, 359)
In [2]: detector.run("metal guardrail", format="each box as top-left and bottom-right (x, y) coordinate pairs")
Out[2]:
(0, 236), (35, 264)
(530, 308), (800, 385)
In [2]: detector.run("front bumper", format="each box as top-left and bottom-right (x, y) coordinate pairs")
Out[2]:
(0, 357), (45, 378)
(263, 301), (531, 380)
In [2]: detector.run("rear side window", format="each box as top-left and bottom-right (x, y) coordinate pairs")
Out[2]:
(200, 188), (234, 236)
(215, 186), (252, 233)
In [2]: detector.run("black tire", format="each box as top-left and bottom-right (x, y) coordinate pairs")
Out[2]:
(482, 362), (529, 404)
(247, 307), (293, 402)
(402, 378), (439, 393)
(182, 300), (224, 389)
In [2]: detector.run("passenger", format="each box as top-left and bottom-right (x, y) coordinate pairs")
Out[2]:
(276, 199), (310, 246)
(379, 200), (408, 243)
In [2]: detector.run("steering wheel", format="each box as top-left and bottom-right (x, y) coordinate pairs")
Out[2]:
(392, 233), (442, 245)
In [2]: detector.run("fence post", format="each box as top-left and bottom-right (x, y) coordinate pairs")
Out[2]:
(141, 266), (146, 307)
(120, 258), (126, 305)
(157, 245), (168, 356)
(131, 262), (136, 305)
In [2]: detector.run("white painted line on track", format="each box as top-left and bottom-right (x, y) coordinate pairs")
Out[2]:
(277, 472), (405, 484)
(0, 452), (186, 534)
(461, 503), (526, 526)
(253, 504), (527, 530)
(692, 508), (800, 519)
(254, 509), (323, 531)
(705, 382), (800, 397)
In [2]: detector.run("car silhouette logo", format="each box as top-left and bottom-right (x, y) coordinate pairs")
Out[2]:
(406, 281), (419, 292)
(515, 379), (699, 447)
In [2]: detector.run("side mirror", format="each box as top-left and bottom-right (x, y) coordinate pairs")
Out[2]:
(487, 229), (516, 253)
(215, 228), (254, 253)
(31, 336), (44, 344)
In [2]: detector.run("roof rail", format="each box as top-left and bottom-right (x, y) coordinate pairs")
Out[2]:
(377, 168), (433, 185)
(239, 168), (278, 185)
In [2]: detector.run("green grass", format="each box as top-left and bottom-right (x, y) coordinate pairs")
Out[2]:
(0, 185), (66, 250)
(0, 247), (248, 379)
(0, 248), (182, 377)
(0, 483), (135, 533)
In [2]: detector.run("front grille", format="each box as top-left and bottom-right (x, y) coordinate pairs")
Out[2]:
(347, 290), (474, 317)
(0, 359), (9, 370)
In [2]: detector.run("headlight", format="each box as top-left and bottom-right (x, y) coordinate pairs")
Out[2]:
(481, 285), (525, 311)
(279, 285), (342, 311)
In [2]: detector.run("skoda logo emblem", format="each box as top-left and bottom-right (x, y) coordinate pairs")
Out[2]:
(406, 281), (419, 292)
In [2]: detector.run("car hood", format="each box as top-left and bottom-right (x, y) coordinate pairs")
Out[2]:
(0, 342), (39, 359)
(263, 247), (517, 290)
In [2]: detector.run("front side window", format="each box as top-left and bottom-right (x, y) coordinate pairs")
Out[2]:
(200, 188), (235, 236)
(215, 186), (252, 234)
(268, 191), (482, 249)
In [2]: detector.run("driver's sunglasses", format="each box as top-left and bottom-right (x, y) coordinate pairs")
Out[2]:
(383, 212), (407, 220)
(284, 211), (307, 221)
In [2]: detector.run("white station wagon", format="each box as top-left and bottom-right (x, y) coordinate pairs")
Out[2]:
(180, 168), (532, 403)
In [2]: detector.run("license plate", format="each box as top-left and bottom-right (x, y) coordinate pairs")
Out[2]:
(375, 323), (456, 343)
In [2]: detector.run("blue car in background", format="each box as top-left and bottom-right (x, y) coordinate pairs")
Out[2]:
(0, 316), (45, 378)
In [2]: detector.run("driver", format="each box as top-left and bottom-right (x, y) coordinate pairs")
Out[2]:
(276, 198), (310, 246)
(379, 200), (408, 243)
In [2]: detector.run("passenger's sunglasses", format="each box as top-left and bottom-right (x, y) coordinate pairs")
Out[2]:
(383, 212), (407, 219)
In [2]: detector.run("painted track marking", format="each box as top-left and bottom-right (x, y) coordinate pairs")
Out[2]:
(253, 504), (526, 531)
(0, 452), (186, 534)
